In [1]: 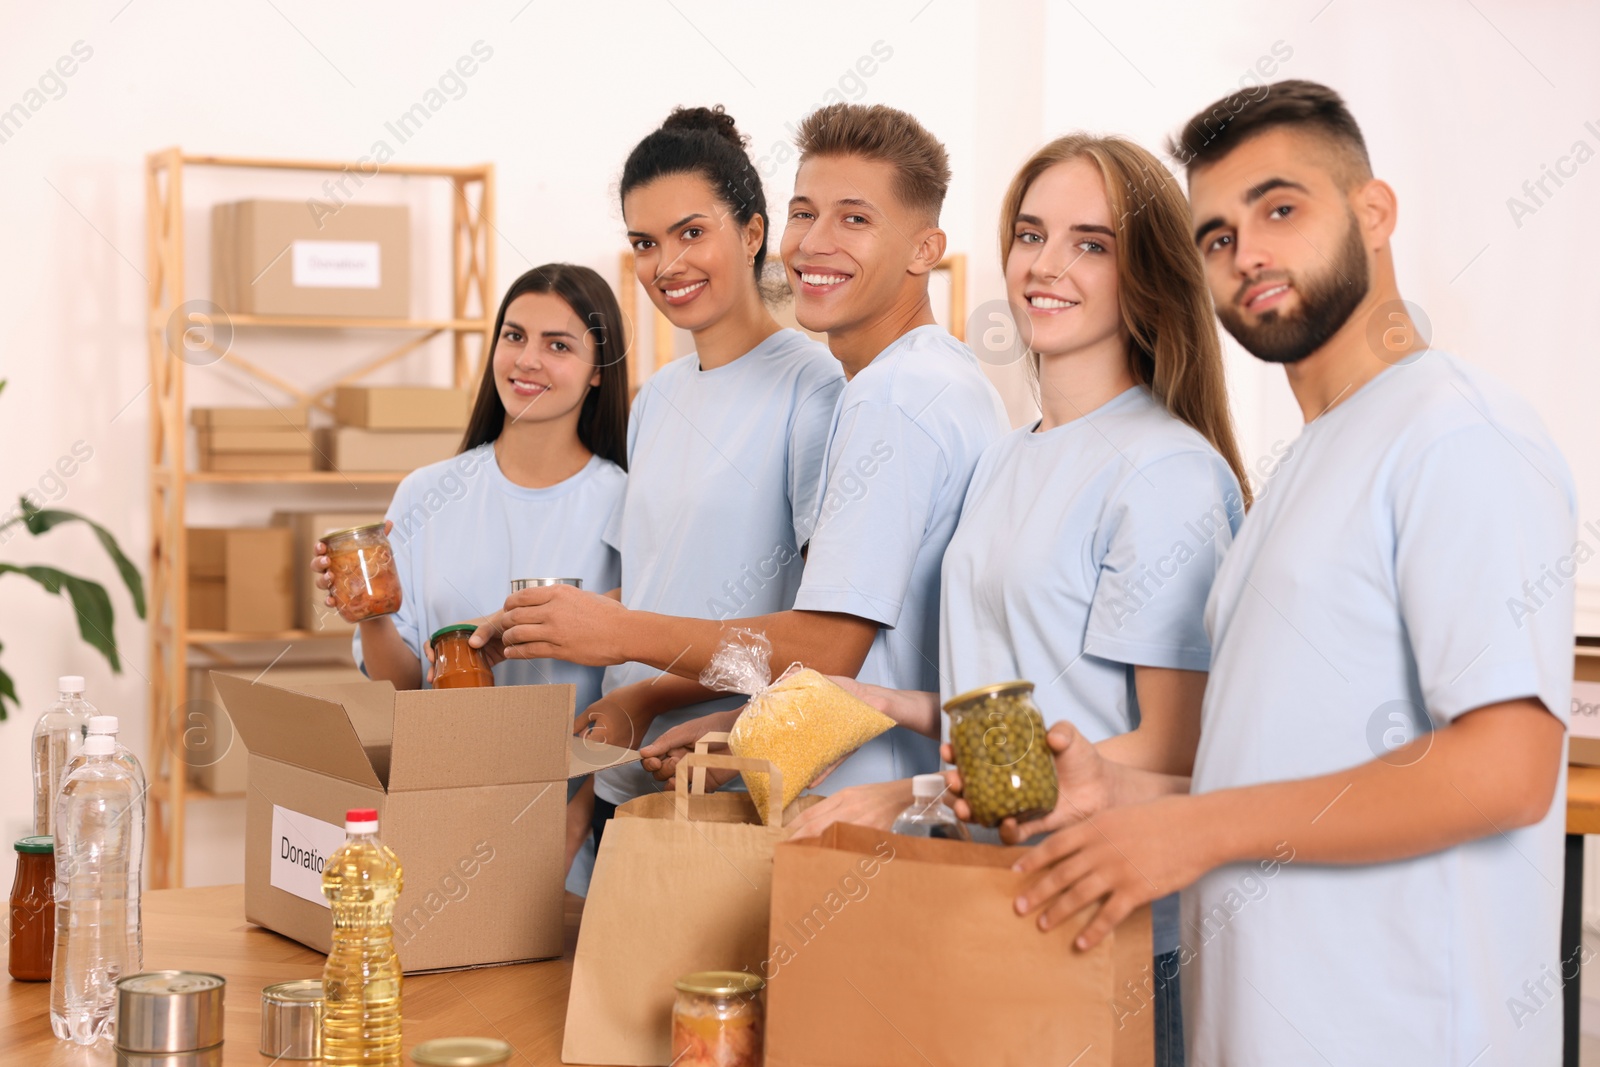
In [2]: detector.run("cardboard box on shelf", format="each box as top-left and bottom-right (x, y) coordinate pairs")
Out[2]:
(316, 427), (459, 473)
(198, 452), (317, 474)
(191, 406), (309, 429)
(1570, 656), (1600, 765)
(212, 675), (640, 973)
(186, 527), (295, 632)
(334, 387), (472, 431)
(211, 200), (411, 319)
(271, 509), (389, 633)
(197, 428), (313, 454)
(185, 662), (365, 795)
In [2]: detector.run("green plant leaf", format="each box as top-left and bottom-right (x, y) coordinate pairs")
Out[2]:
(0, 564), (121, 672)
(0, 643), (15, 721)
(19, 501), (146, 619)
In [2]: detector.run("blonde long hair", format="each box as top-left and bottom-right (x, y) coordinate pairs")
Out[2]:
(999, 134), (1252, 508)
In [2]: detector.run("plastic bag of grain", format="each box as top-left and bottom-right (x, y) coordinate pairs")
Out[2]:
(699, 629), (895, 824)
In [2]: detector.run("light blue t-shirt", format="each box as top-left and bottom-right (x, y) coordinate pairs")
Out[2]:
(595, 329), (845, 806)
(1186, 352), (1576, 1066)
(794, 324), (1009, 792)
(940, 385), (1243, 955)
(353, 444), (625, 711)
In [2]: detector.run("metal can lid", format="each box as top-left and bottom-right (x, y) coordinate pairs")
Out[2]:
(262, 978), (323, 1004)
(117, 971), (226, 995)
(15, 835), (54, 853)
(410, 1036), (514, 1065)
(320, 521), (387, 543)
(942, 679), (1035, 713)
(674, 970), (765, 996)
(509, 577), (581, 590)
(429, 623), (480, 643)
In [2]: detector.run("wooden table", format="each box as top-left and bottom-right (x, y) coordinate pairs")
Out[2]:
(1, 885), (595, 1065)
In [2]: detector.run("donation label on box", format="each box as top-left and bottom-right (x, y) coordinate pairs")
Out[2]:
(292, 240), (381, 289)
(270, 804), (346, 908)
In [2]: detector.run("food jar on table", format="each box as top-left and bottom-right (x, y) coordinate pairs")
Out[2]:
(943, 680), (1059, 828)
(8, 835), (54, 980)
(323, 522), (402, 622)
(671, 970), (764, 1067)
(429, 624), (495, 689)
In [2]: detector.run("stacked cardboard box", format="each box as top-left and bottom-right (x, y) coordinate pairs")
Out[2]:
(271, 509), (389, 634)
(316, 386), (469, 473)
(192, 407), (314, 472)
(187, 526), (295, 632)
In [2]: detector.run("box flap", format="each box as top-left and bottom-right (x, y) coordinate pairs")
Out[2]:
(569, 735), (642, 779)
(212, 673), (385, 791)
(388, 684), (576, 792)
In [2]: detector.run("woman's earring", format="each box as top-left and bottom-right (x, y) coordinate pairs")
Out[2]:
(748, 255), (755, 266)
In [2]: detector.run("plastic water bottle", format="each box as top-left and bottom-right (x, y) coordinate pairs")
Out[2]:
(322, 808), (404, 1065)
(50, 733), (142, 1044)
(892, 773), (972, 841)
(32, 676), (94, 837)
(62, 716), (146, 975)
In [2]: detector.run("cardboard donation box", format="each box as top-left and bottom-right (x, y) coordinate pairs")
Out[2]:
(1572, 658), (1600, 766)
(213, 674), (639, 973)
(764, 824), (1153, 1067)
(212, 199), (411, 319)
(564, 741), (820, 1066)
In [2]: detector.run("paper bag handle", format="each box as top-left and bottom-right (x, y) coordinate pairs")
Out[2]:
(690, 731), (730, 795)
(675, 749), (785, 828)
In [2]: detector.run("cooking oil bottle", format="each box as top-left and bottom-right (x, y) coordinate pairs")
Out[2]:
(321, 807), (403, 1065)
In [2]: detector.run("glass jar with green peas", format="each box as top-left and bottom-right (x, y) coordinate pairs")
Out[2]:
(943, 681), (1059, 828)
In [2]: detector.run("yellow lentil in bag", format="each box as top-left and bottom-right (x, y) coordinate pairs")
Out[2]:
(700, 630), (895, 824)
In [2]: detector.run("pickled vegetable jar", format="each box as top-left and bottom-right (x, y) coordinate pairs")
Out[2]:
(671, 970), (763, 1067)
(944, 681), (1059, 828)
(9, 835), (55, 980)
(323, 522), (402, 622)
(429, 624), (495, 689)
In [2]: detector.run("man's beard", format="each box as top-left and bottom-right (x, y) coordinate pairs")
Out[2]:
(1217, 213), (1370, 365)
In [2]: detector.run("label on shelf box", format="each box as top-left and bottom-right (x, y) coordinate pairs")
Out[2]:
(1575, 681), (1600, 740)
(270, 804), (346, 908)
(291, 240), (381, 289)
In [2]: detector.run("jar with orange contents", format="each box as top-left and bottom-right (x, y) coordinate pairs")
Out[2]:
(323, 523), (402, 623)
(429, 624), (495, 689)
(671, 971), (763, 1067)
(9, 835), (55, 981)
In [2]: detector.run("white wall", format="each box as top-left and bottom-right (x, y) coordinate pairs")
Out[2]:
(0, 0), (1594, 892)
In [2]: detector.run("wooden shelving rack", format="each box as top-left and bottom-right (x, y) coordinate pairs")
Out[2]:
(143, 149), (495, 888)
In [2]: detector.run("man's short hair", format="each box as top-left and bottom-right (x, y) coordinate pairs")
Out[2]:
(1168, 79), (1372, 188)
(796, 103), (951, 222)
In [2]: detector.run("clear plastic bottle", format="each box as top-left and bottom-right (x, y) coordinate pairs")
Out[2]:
(32, 676), (94, 837)
(891, 773), (972, 841)
(50, 733), (141, 1044)
(322, 808), (404, 1066)
(61, 715), (145, 976)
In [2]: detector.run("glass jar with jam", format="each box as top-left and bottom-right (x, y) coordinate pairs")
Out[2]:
(671, 970), (764, 1067)
(943, 680), (1060, 828)
(430, 624), (495, 689)
(9, 835), (55, 981)
(323, 522), (402, 623)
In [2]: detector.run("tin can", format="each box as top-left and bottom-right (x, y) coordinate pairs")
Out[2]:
(114, 1047), (223, 1067)
(114, 970), (226, 1053)
(260, 978), (323, 1060)
(509, 577), (582, 592)
(411, 1036), (514, 1065)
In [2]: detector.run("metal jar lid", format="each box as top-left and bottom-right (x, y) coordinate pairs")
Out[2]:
(941, 679), (1036, 714)
(321, 521), (388, 544)
(114, 971), (226, 1053)
(260, 979), (323, 1060)
(674, 970), (765, 997)
(411, 1036), (515, 1065)
(509, 577), (581, 591)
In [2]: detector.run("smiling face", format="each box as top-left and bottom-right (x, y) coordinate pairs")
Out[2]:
(1188, 127), (1371, 364)
(780, 154), (931, 337)
(492, 291), (602, 425)
(1005, 158), (1124, 360)
(623, 171), (763, 333)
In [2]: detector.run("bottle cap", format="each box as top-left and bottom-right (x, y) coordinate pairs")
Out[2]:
(59, 675), (86, 694)
(84, 734), (115, 757)
(912, 773), (947, 800)
(345, 808), (379, 833)
(88, 715), (119, 735)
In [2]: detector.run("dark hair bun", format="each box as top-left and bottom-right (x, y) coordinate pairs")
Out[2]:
(661, 105), (747, 151)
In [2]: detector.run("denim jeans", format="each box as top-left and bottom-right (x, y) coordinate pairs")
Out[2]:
(1154, 949), (1185, 1067)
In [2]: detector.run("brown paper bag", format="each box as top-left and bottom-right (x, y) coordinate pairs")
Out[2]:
(562, 737), (818, 1066)
(764, 823), (1153, 1067)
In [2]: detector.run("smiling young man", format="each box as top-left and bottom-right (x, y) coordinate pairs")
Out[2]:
(1004, 81), (1576, 1065)
(482, 103), (1007, 796)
